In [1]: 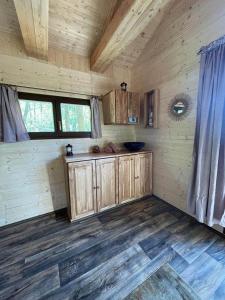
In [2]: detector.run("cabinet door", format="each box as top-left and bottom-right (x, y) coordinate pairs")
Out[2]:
(96, 158), (118, 212)
(102, 91), (116, 124)
(139, 153), (152, 196)
(68, 160), (97, 221)
(128, 92), (140, 124)
(118, 155), (136, 204)
(115, 90), (128, 124)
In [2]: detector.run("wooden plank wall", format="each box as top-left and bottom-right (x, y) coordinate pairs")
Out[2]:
(0, 34), (134, 226)
(131, 0), (225, 232)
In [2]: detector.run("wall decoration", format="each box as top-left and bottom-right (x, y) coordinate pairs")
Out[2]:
(168, 94), (191, 121)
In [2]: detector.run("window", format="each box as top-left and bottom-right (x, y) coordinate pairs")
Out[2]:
(19, 92), (91, 139)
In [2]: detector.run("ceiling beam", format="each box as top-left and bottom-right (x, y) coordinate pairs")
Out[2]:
(91, 0), (172, 72)
(14, 0), (49, 60)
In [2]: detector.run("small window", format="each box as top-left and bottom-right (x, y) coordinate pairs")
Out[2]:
(18, 92), (91, 139)
(19, 100), (55, 132)
(60, 103), (91, 132)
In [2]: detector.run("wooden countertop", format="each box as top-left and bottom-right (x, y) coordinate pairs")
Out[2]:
(64, 150), (152, 163)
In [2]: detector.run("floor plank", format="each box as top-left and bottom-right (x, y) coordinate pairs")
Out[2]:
(0, 196), (224, 300)
(181, 252), (225, 299)
(59, 212), (177, 285)
(43, 245), (151, 300)
(125, 264), (200, 300)
(0, 265), (60, 300)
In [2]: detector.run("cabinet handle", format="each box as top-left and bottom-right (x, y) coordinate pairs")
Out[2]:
(135, 176), (139, 179)
(93, 187), (97, 189)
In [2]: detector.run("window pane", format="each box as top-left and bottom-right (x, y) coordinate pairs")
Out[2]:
(19, 100), (55, 132)
(60, 103), (91, 132)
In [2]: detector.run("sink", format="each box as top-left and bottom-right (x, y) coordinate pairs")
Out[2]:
(124, 142), (145, 152)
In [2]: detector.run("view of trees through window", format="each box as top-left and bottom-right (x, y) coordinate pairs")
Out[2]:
(19, 99), (55, 132)
(19, 97), (92, 137)
(60, 103), (91, 132)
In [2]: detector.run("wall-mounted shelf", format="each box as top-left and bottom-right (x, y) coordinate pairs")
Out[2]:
(144, 89), (160, 129)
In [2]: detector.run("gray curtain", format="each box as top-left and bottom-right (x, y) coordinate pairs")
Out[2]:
(0, 85), (30, 143)
(90, 96), (102, 139)
(188, 36), (225, 227)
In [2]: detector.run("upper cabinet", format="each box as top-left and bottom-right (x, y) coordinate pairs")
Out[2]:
(102, 88), (159, 127)
(102, 89), (140, 125)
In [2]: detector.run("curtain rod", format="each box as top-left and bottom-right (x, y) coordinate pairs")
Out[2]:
(0, 82), (100, 99)
(198, 35), (225, 55)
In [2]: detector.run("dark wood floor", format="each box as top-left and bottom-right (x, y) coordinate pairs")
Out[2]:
(0, 196), (225, 300)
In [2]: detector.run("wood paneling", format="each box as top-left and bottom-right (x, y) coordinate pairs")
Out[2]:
(0, 0), (174, 69)
(114, 0), (176, 68)
(96, 158), (118, 211)
(91, 0), (173, 72)
(0, 0), (121, 61)
(0, 120), (135, 226)
(131, 0), (225, 235)
(0, 51), (135, 226)
(49, 0), (120, 57)
(68, 160), (97, 220)
(14, 0), (49, 59)
(0, 0), (21, 36)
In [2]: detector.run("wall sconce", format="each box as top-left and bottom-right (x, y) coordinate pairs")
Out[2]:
(120, 82), (127, 91)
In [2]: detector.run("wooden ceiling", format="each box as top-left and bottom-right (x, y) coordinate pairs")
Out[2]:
(0, 0), (175, 72)
(49, 0), (120, 57)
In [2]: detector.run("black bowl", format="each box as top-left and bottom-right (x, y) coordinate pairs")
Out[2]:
(124, 142), (145, 152)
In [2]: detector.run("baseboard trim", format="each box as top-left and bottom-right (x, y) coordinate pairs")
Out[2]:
(0, 207), (67, 230)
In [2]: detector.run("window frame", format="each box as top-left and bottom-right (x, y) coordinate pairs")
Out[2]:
(18, 92), (92, 139)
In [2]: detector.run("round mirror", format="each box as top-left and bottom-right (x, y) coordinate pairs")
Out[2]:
(172, 100), (186, 115)
(169, 94), (191, 121)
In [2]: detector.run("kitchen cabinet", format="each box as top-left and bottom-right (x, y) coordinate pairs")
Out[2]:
(68, 160), (97, 220)
(96, 157), (118, 212)
(65, 151), (152, 221)
(118, 153), (152, 204)
(102, 89), (140, 125)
